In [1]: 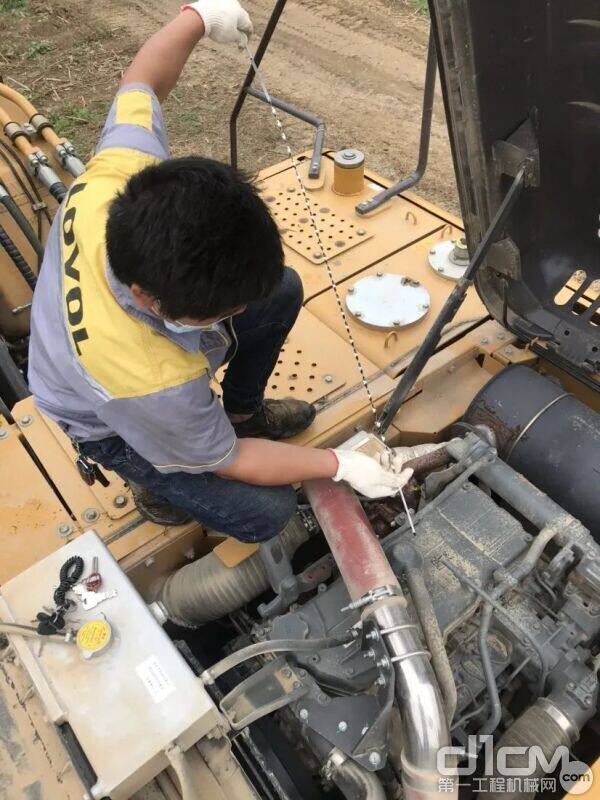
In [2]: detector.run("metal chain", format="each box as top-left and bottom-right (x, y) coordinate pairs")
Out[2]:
(245, 46), (416, 533)
(244, 46), (378, 421)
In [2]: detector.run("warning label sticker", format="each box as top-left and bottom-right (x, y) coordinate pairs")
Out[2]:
(135, 655), (176, 704)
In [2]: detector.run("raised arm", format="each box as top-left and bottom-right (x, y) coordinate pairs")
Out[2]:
(119, 0), (253, 102)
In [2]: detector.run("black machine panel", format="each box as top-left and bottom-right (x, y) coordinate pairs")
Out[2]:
(429, 0), (600, 381)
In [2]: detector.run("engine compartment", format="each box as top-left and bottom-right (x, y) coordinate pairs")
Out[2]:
(157, 422), (600, 800)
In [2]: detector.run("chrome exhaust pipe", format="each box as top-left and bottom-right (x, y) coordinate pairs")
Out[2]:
(303, 479), (456, 799)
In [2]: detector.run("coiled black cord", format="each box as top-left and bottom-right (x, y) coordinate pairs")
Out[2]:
(53, 555), (84, 608)
(0, 222), (37, 289)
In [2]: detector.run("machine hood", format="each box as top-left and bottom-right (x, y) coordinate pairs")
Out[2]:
(429, 0), (599, 387)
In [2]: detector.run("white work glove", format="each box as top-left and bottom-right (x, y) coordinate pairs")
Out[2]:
(184, 0), (253, 46)
(380, 442), (447, 473)
(331, 449), (413, 500)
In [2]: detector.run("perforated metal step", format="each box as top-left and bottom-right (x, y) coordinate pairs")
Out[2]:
(265, 190), (373, 263)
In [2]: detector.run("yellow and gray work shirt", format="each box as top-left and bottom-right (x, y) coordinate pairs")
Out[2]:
(28, 83), (239, 474)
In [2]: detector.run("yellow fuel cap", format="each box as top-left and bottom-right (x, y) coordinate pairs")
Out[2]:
(76, 619), (113, 659)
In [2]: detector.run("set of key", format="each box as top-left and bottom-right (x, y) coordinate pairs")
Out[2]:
(72, 555), (117, 610)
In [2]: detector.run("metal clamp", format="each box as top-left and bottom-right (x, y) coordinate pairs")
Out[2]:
(341, 585), (398, 612)
(389, 649), (431, 664)
(379, 623), (420, 636)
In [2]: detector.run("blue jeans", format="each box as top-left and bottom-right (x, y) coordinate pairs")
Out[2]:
(79, 267), (303, 542)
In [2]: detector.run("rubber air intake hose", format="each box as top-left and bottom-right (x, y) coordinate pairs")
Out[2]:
(0, 222), (37, 289)
(159, 517), (308, 626)
(478, 700), (575, 800)
(464, 364), (600, 533)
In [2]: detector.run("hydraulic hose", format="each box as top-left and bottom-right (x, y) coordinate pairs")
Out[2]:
(0, 83), (38, 121)
(0, 183), (44, 264)
(200, 632), (354, 685)
(0, 84), (85, 177)
(0, 222), (37, 289)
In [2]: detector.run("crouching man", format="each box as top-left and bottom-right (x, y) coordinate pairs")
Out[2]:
(28, 0), (411, 540)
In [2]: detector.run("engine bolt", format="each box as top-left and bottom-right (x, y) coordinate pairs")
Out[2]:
(299, 708), (309, 720)
(356, 228), (366, 236)
(567, 682), (576, 690)
(584, 696), (593, 707)
(19, 414), (33, 427)
(376, 675), (387, 687)
(317, 583), (327, 593)
(481, 337), (489, 345)
(345, 667), (355, 676)
(114, 495), (128, 508)
(365, 630), (379, 641)
(0, 429), (8, 439)
(83, 508), (100, 523)
(369, 752), (381, 767)
(57, 523), (72, 537)
(338, 721), (348, 732)
(363, 648), (376, 659)
(324, 375), (334, 383)
(376, 657), (390, 670)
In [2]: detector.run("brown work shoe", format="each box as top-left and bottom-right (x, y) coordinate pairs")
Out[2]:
(232, 398), (316, 440)
(129, 482), (191, 526)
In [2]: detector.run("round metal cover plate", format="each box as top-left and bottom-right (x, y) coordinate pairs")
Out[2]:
(428, 239), (468, 281)
(345, 273), (431, 330)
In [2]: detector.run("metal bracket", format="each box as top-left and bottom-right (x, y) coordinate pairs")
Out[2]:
(486, 237), (522, 280)
(258, 553), (335, 619)
(492, 117), (540, 187)
(219, 657), (309, 730)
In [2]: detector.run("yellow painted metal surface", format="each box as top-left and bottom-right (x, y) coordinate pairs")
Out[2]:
(0, 420), (77, 584)
(307, 225), (487, 375)
(259, 154), (448, 300)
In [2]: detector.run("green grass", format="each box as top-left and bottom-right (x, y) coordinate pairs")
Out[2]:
(0, 0), (26, 12)
(413, 0), (429, 14)
(51, 103), (103, 150)
(176, 110), (202, 131)
(26, 40), (53, 60)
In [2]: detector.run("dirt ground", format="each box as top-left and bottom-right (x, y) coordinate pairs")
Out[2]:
(0, 0), (459, 214)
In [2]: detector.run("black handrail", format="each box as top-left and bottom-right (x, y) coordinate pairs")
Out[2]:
(356, 29), (437, 215)
(229, 0), (325, 178)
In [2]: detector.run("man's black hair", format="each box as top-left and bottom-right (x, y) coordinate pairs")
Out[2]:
(106, 156), (284, 320)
